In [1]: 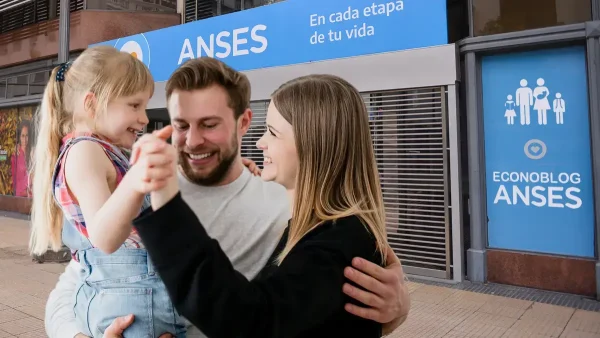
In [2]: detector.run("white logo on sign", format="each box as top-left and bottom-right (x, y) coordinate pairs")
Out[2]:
(507, 78), (566, 126)
(504, 94), (516, 125)
(120, 40), (144, 62)
(524, 139), (547, 160)
(553, 93), (566, 125)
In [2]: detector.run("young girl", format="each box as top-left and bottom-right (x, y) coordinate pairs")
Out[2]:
(29, 46), (186, 337)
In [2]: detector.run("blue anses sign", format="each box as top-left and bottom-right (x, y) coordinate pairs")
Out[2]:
(91, 0), (448, 82)
(482, 46), (595, 258)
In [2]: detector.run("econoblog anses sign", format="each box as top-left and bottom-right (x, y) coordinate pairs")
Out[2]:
(91, 0), (448, 82)
(482, 46), (595, 258)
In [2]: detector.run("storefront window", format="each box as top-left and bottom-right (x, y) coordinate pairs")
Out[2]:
(472, 0), (592, 36)
(0, 105), (38, 197)
(6, 75), (29, 98)
(86, 0), (177, 12)
(0, 80), (6, 99)
(221, 0), (242, 14)
(29, 71), (49, 95)
(481, 46), (594, 257)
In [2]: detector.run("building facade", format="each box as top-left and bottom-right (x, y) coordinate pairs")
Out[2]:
(92, 0), (464, 284)
(0, 0), (182, 213)
(1, 0), (599, 299)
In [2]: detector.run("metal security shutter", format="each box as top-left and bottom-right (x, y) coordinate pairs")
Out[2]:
(242, 87), (451, 279)
(0, 0), (49, 34)
(240, 100), (268, 167)
(184, 0), (215, 23)
(56, 0), (84, 17)
(365, 87), (450, 279)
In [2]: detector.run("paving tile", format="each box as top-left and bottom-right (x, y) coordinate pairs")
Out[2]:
(12, 306), (44, 321)
(560, 330), (600, 338)
(411, 301), (475, 327)
(502, 327), (557, 338)
(0, 294), (45, 309)
(3, 215), (600, 338)
(0, 329), (13, 338)
(519, 303), (576, 327)
(387, 317), (453, 338)
(508, 319), (565, 337)
(33, 263), (67, 275)
(456, 311), (518, 330)
(15, 329), (46, 338)
(564, 310), (600, 334)
(0, 318), (43, 335)
(478, 295), (533, 319)
(409, 285), (457, 304)
(407, 281), (424, 293)
(443, 290), (490, 311)
(0, 310), (28, 325)
(446, 325), (508, 337)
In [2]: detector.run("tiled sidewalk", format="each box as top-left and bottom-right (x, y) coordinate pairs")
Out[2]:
(0, 215), (599, 338)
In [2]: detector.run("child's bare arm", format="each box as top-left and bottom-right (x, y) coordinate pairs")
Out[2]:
(64, 141), (145, 254)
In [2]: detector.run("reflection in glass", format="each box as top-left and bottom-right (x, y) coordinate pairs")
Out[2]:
(221, 0), (242, 14)
(29, 71), (49, 95)
(0, 105), (37, 197)
(86, 0), (177, 11)
(472, 0), (591, 36)
(12, 118), (33, 197)
(243, 0), (281, 9)
(6, 75), (29, 98)
(0, 80), (6, 99)
(0, 108), (18, 196)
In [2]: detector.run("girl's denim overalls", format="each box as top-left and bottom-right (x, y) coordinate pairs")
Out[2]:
(54, 135), (186, 338)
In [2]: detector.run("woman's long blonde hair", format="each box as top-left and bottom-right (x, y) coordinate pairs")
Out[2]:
(273, 74), (388, 264)
(29, 46), (154, 255)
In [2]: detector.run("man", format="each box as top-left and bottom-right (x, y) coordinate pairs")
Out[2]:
(45, 58), (410, 338)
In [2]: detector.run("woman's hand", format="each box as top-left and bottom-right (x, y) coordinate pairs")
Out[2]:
(129, 126), (180, 210)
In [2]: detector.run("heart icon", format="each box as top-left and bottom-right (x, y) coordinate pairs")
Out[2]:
(530, 146), (540, 153)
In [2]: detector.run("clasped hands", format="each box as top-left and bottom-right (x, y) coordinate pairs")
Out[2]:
(127, 126), (179, 211)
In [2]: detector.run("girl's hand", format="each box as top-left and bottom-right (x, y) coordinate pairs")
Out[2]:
(130, 126), (180, 210)
(242, 158), (262, 176)
(126, 127), (177, 195)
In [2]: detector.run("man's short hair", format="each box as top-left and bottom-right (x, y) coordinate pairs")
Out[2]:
(166, 58), (251, 118)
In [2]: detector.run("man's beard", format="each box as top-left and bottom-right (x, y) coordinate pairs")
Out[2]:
(178, 134), (239, 186)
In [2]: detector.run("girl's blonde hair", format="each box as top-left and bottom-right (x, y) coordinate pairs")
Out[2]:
(272, 74), (388, 264)
(29, 45), (154, 255)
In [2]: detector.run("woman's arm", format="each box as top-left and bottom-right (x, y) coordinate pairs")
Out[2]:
(64, 141), (145, 253)
(134, 193), (375, 338)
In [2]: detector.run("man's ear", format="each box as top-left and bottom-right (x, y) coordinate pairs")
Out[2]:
(84, 92), (98, 118)
(237, 108), (253, 137)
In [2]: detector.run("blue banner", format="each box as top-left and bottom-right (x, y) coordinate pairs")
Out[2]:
(90, 0), (448, 82)
(482, 46), (595, 258)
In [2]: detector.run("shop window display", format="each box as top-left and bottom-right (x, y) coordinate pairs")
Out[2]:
(0, 105), (37, 197)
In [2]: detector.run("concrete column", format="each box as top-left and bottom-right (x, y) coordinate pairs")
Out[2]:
(465, 51), (487, 283)
(585, 21), (600, 300)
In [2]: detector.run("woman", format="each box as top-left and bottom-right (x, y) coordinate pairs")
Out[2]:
(129, 74), (388, 337)
(11, 120), (32, 197)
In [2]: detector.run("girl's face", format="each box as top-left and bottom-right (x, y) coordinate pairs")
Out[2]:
(256, 102), (298, 190)
(19, 126), (28, 149)
(95, 90), (151, 149)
